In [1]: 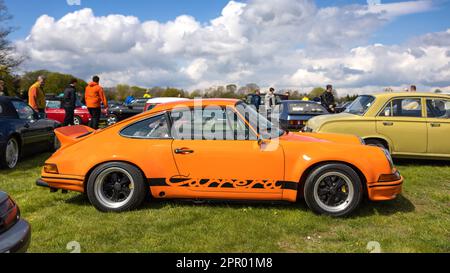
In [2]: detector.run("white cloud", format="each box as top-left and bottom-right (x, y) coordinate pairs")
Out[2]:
(16, 0), (450, 94)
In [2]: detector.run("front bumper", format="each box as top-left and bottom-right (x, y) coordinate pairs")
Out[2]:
(367, 176), (404, 201)
(0, 219), (31, 253)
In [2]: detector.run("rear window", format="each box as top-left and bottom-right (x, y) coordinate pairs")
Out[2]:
(287, 103), (327, 114)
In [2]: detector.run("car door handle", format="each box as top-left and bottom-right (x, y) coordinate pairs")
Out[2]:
(175, 148), (194, 155)
(430, 123), (441, 128)
(383, 122), (394, 126)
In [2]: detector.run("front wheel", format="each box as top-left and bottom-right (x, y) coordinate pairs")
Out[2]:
(86, 162), (148, 212)
(0, 137), (19, 169)
(304, 163), (363, 217)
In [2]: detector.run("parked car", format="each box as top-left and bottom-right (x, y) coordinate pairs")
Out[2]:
(335, 101), (353, 113)
(274, 100), (329, 131)
(0, 191), (31, 253)
(46, 98), (91, 125)
(304, 92), (450, 160)
(144, 97), (190, 112)
(106, 98), (148, 126)
(37, 99), (403, 217)
(0, 97), (60, 169)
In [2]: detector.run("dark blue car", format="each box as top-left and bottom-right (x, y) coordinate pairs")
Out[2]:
(275, 100), (329, 131)
(0, 97), (60, 169)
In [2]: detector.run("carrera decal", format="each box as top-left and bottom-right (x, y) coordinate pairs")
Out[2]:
(148, 177), (298, 190)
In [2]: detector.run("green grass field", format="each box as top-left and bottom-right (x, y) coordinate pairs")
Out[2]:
(0, 153), (449, 253)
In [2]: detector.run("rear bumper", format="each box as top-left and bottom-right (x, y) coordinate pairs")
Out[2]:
(367, 177), (404, 201)
(37, 175), (85, 193)
(0, 219), (31, 253)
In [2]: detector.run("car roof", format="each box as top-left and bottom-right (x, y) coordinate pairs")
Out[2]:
(151, 98), (240, 111)
(279, 100), (318, 104)
(371, 92), (450, 99)
(146, 97), (190, 104)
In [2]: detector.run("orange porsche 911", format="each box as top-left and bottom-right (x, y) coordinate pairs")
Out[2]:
(36, 99), (403, 217)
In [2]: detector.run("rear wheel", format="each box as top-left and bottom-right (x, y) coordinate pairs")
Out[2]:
(73, 116), (82, 126)
(0, 137), (19, 169)
(86, 162), (147, 212)
(304, 163), (363, 217)
(365, 139), (388, 150)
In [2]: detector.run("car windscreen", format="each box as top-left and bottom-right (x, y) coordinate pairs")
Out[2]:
(287, 102), (327, 115)
(345, 95), (375, 115)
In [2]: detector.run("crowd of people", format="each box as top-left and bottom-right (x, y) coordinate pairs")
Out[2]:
(25, 75), (108, 129)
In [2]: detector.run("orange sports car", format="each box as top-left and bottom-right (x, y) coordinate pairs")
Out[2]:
(36, 99), (403, 217)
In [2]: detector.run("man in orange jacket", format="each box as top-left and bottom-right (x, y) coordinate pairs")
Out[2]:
(85, 75), (108, 129)
(28, 75), (46, 117)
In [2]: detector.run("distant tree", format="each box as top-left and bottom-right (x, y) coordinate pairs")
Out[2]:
(309, 87), (325, 99)
(161, 87), (184, 97)
(226, 84), (237, 94)
(189, 89), (203, 98)
(20, 70), (87, 95)
(131, 86), (146, 97)
(0, 0), (23, 73)
(115, 84), (131, 101)
(434, 89), (442, 94)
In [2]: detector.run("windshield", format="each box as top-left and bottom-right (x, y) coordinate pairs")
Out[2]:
(235, 101), (285, 139)
(345, 95), (375, 115)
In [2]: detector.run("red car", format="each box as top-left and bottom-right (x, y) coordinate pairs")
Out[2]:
(46, 99), (91, 125)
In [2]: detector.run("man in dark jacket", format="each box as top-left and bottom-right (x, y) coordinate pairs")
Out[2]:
(320, 85), (336, 113)
(62, 79), (78, 126)
(250, 90), (262, 111)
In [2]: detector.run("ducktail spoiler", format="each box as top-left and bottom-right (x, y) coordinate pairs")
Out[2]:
(55, 125), (95, 147)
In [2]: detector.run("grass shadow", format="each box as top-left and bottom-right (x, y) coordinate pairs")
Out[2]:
(352, 195), (415, 218)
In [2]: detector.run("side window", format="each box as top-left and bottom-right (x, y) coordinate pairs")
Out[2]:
(46, 100), (62, 109)
(381, 98), (422, 118)
(427, 99), (450, 119)
(120, 114), (170, 139)
(11, 101), (35, 120)
(171, 108), (254, 140)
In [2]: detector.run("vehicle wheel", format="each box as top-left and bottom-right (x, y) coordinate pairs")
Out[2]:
(86, 162), (147, 212)
(304, 163), (363, 217)
(365, 139), (388, 150)
(0, 137), (20, 169)
(49, 134), (60, 152)
(73, 116), (82, 126)
(106, 115), (118, 126)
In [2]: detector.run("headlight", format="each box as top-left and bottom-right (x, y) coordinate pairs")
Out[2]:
(382, 148), (394, 170)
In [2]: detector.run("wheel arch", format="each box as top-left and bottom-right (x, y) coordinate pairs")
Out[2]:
(362, 135), (392, 152)
(296, 160), (368, 200)
(84, 160), (148, 192)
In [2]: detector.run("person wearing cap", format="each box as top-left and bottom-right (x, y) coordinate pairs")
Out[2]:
(62, 79), (78, 126)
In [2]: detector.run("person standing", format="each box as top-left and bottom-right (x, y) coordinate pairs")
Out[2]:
(320, 85), (336, 113)
(62, 79), (78, 126)
(251, 90), (262, 111)
(0, 80), (6, 96)
(28, 75), (46, 117)
(85, 76), (108, 129)
(265, 88), (276, 111)
(143, 89), (152, 99)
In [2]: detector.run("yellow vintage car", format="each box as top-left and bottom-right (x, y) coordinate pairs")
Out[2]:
(304, 92), (450, 160)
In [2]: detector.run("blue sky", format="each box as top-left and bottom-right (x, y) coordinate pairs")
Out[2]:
(6, 0), (450, 92)
(5, 0), (450, 44)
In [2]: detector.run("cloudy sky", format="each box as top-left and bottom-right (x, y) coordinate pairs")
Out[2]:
(5, 0), (450, 94)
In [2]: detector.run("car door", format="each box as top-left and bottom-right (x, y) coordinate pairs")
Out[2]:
(376, 97), (427, 154)
(11, 100), (51, 148)
(425, 97), (450, 155)
(170, 106), (285, 199)
(45, 100), (64, 123)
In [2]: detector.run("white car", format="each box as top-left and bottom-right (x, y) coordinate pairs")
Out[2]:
(144, 97), (190, 111)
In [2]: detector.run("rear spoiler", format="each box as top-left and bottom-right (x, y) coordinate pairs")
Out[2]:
(55, 125), (95, 148)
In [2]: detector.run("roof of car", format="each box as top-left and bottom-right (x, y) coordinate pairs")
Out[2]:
(151, 98), (240, 111)
(146, 97), (190, 104)
(371, 92), (450, 99)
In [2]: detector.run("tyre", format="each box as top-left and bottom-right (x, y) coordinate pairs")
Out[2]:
(106, 115), (118, 126)
(0, 137), (20, 169)
(304, 163), (363, 217)
(86, 162), (148, 212)
(73, 116), (83, 126)
(365, 139), (388, 150)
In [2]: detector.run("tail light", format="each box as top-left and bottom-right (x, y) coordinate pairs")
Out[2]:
(0, 197), (19, 234)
